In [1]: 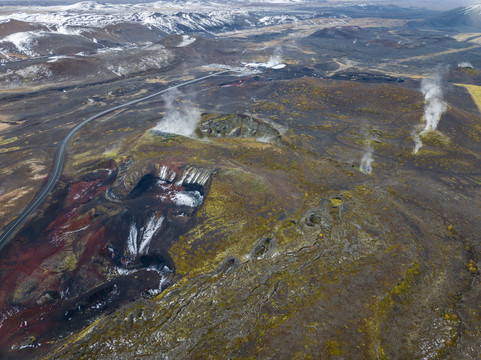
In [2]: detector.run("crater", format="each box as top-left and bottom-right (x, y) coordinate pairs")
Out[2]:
(250, 237), (276, 259)
(128, 173), (158, 199)
(0, 160), (213, 355)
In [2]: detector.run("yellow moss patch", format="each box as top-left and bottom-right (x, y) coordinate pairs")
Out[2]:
(367, 263), (421, 358)
(62, 252), (78, 272)
(329, 198), (343, 208)
(467, 260), (477, 274)
(420, 130), (451, 148)
(169, 168), (285, 277)
(0, 146), (21, 153)
(103, 149), (120, 158)
(456, 84), (481, 114)
(453, 32), (481, 42)
(0, 136), (18, 146)
(389, 263), (420, 301)
(145, 77), (168, 84)
(325, 339), (344, 356)
(44, 316), (105, 359)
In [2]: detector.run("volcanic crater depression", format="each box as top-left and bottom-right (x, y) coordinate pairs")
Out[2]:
(0, 160), (213, 352)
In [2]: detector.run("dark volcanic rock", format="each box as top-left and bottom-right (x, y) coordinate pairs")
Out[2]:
(1, 4), (481, 358)
(310, 26), (369, 40)
(0, 159), (214, 356)
(0, 19), (48, 38)
(198, 113), (281, 140)
(330, 71), (404, 83)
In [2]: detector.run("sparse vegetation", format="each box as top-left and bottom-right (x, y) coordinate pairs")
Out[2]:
(0, 4), (480, 359)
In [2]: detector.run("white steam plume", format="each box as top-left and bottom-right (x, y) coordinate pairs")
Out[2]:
(267, 46), (283, 68)
(360, 143), (373, 174)
(244, 45), (285, 70)
(413, 66), (449, 154)
(421, 70), (447, 133)
(412, 128), (423, 155)
(152, 88), (200, 137)
(458, 61), (473, 69)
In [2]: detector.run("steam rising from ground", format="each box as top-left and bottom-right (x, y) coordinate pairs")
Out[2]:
(413, 66), (449, 154)
(421, 69), (448, 133)
(152, 89), (200, 137)
(412, 128), (423, 154)
(267, 46), (284, 68)
(244, 46), (285, 70)
(360, 144), (373, 174)
(103, 141), (123, 157)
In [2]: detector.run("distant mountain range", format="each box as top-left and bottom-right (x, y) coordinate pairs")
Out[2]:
(0, 1), (318, 60)
(0, 2), (308, 35)
(407, 3), (481, 29)
(0, 0), (478, 63)
(437, 4), (481, 28)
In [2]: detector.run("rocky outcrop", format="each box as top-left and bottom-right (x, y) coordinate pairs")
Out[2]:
(0, 159), (214, 355)
(198, 113), (281, 141)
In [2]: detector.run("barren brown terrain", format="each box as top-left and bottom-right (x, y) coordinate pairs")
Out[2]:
(0, 2), (480, 359)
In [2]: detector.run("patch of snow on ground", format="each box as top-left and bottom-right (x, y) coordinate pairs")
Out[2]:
(139, 215), (164, 254)
(0, 31), (43, 57)
(127, 215), (164, 256)
(16, 64), (52, 79)
(463, 4), (481, 16)
(176, 35), (196, 47)
(127, 222), (139, 255)
(172, 191), (203, 207)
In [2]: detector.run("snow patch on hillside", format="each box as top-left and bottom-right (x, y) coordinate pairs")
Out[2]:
(462, 4), (481, 16)
(1, 31), (43, 57)
(176, 35), (196, 47)
(0, 2), (307, 37)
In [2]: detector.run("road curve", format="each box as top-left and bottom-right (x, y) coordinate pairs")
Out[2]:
(0, 70), (231, 251)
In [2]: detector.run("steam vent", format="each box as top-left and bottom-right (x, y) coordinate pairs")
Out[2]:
(0, 1), (480, 359)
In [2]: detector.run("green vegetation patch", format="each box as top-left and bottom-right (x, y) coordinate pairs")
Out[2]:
(0, 136), (18, 146)
(169, 167), (288, 277)
(367, 263), (421, 358)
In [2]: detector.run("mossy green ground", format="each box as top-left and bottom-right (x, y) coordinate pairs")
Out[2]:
(44, 77), (481, 360)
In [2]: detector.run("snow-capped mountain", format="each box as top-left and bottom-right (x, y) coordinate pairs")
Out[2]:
(0, 1), (311, 34)
(0, 1), (316, 60)
(462, 3), (481, 16)
(0, 0), (324, 87)
(420, 3), (481, 28)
